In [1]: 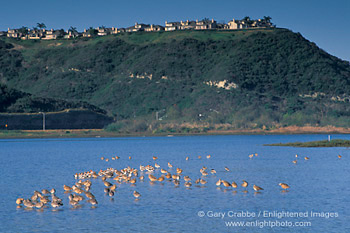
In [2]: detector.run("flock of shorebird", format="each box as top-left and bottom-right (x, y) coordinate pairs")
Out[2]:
(16, 152), (305, 210)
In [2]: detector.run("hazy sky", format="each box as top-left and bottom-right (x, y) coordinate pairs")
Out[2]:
(1, 0), (349, 61)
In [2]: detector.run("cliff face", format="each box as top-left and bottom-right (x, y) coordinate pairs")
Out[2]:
(1, 28), (350, 128)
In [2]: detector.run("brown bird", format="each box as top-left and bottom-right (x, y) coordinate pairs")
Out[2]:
(185, 182), (192, 187)
(279, 183), (290, 190)
(216, 179), (221, 186)
(168, 162), (173, 168)
(133, 191), (141, 199)
(200, 179), (207, 185)
(338, 155), (342, 159)
(231, 181), (238, 188)
(148, 174), (158, 182)
(242, 180), (248, 188)
(198, 156), (201, 159)
(103, 181), (112, 187)
(158, 176), (165, 182)
(153, 156), (158, 160)
(206, 155), (211, 159)
(225, 167), (230, 172)
(222, 180), (231, 187)
(253, 185), (263, 192)
(63, 185), (72, 192)
(185, 157), (189, 161)
(292, 160), (297, 164)
(304, 156), (310, 160)
(16, 198), (24, 205)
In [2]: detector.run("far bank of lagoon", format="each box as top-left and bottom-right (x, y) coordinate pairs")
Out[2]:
(1, 125), (350, 140)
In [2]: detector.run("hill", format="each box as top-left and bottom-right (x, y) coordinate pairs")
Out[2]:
(1, 28), (350, 132)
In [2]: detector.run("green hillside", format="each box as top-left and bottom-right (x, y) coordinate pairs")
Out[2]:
(1, 28), (350, 132)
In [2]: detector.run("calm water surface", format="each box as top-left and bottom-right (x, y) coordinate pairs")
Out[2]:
(0, 135), (349, 232)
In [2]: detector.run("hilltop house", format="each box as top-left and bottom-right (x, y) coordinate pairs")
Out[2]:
(165, 21), (181, 31)
(195, 19), (217, 30)
(126, 23), (150, 32)
(64, 30), (80, 39)
(7, 28), (22, 38)
(42, 29), (64, 40)
(144, 24), (164, 32)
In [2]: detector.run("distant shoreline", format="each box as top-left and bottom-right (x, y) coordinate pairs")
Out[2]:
(1, 126), (350, 139)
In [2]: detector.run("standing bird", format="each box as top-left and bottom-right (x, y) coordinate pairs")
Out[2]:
(304, 156), (310, 160)
(292, 160), (297, 164)
(242, 180), (248, 188)
(253, 185), (263, 192)
(338, 155), (342, 159)
(279, 183), (290, 190)
(225, 167), (230, 172)
(153, 156), (158, 160)
(133, 191), (141, 199)
(222, 180), (231, 187)
(216, 179), (221, 186)
(231, 181), (238, 188)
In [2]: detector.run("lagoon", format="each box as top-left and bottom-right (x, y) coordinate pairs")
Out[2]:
(1, 135), (349, 232)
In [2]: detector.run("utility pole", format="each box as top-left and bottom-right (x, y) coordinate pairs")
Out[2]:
(39, 112), (46, 130)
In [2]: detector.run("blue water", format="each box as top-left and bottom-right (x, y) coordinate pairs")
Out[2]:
(0, 135), (349, 232)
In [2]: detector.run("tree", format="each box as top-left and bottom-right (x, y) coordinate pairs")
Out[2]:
(19, 26), (28, 35)
(69, 26), (77, 33)
(37, 23), (46, 29)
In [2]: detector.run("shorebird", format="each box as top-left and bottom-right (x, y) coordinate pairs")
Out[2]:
(211, 169), (216, 174)
(23, 199), (35, 208)
(63, 185), (72, 192)
(133, 191), (141, 199)
(253, 185), (263, 192)
(173, 180), (180, 186)
(101, 157), (104, 160)
(186, 157), (189, 161)
(292, 160), (297, 164)
(295, 154), (298, 158)
(242, 180), (248, 188)
(279, 183), (290, 190)
(168, 162), (173, 168)
(87, 198), (98, 205)
(198, 156), (201, 159)
(16, 198), (24, 205)
(176, 168), (183, 174)
(222, 180), (231, 187)
(115, 156), (120, 159)
(161, 168), (168, 174)
(153, 156), (158, 160)
(200, 179), (207, 185)
(165, 173), (171, 179)
(249, 154), (254, 159)
(184, 176), (191, 182)
(129, 156), (132, 160)
(206, 155), (211, 159)
(148, 174), (158, 182)
(42, 189), (50, 195)
(103, 181), (112, 187)
(155, 163), (160, 168)
(338, 155), (342, 159)
(185, 182), (192, 187)
(225, 167), (230, 172)
(158, 176), (165, 182)
(304, 156), (310, 160)
(216, 179), (221, 186)
(195, 178), (200, 184)
(35, 201), (44, 209)
(231, 181), (238, 188)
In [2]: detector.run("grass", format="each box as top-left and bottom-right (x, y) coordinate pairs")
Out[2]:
(265, 139), (350, 147)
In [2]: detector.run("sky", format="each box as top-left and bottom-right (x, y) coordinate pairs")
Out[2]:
(0, 0), (349, 61)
